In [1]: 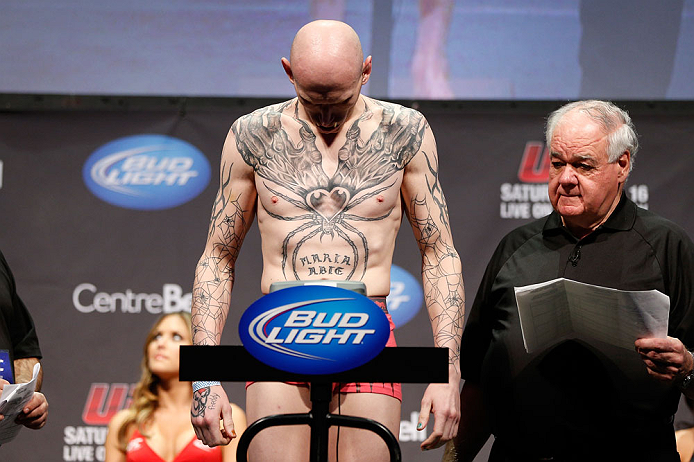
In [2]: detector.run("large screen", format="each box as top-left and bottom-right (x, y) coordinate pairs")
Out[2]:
(2, 0), (692, 99)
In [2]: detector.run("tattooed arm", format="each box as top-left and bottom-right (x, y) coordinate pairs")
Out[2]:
(401, 117), (464, 451)
(190, 121), (257, 447)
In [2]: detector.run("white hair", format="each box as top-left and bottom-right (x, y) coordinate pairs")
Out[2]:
(545, 100), (639, 172)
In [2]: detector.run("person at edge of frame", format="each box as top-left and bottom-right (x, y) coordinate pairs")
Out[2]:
(444, 100), (694, 462)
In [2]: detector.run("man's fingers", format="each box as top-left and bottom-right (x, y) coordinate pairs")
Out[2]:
(16, 416), (46, 429)
(421, 408), (449, 450)
(199, 421), (225, 447)
(641, 357), (678, 372)
(638, 348), (689, 382)
(16, 409), (48, 429)
(18, 413), (47, 429)
(435, 412), (454, 448)
(445, 417), (457, 441)
(638, 348), (682, 364)
(417, 399), (431, 432)
(192, 412), (232, 446)
(420, 430), (443, 451)
(635, 336), (680, 350)
(23, 393), (46, 413)
(15, 393), (48, 429)
(191, 412), (222, 446)
(192, 423), (203, 442)
(221, 403), (236, 439)
(645, 369), (673, 382)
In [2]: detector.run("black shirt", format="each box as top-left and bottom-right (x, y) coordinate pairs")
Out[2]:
(0, 250), (42, 382)
(461, 195), (694, 461)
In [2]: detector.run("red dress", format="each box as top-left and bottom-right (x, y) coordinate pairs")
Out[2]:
(126, 429), (222, 462)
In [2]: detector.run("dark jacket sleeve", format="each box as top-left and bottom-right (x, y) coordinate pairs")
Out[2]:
(0, 250), (42, 361)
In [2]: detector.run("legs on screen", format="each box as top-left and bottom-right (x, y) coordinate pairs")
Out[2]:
(412, 0), (455, 99)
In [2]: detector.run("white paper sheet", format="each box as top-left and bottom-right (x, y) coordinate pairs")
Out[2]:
(0, 363), (41, 444)
(514, 278), (669, 354)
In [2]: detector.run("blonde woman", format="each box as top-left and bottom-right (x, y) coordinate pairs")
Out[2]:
(105, 312), (246, 462)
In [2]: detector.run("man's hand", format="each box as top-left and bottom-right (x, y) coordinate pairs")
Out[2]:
(0, 381), (48, 430)
(15, 392), (48, 429)
(635, 336), (692, 383)
(417, 380), (461, 451)
(190, 384), (236, 447)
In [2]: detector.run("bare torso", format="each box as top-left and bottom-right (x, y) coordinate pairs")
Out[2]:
(232, 96), (426, 295)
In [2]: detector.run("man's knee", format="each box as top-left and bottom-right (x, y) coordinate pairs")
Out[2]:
(247, 425), (311, 461)
(330, 426), (396, 462)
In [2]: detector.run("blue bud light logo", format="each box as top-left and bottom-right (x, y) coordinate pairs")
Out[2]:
(239, 286), (390, 374)
(83, 134), (211, 210)
(387, 265), (423, 328)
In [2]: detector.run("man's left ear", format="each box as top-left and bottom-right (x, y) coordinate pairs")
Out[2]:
(617, 151), (631, 181)
(361, 56), (373, 85)
(281, 57), (295, 84)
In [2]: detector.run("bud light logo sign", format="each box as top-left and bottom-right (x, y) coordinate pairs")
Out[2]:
(387, 265), (423, 328)
(239, 286), (390, 374)
(83, 134), (211, 210)
(386, 265), (424, 327)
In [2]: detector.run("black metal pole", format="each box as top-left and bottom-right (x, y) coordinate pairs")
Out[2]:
(309, 382), (333, 462)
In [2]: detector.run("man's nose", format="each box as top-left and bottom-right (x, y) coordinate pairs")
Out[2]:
(558, 166), (578, 185)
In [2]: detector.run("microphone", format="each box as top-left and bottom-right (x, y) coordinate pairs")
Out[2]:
(568, 246), (581, 267)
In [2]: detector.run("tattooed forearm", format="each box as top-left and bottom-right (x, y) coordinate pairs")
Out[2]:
(423, 150), (451, 231)
(411, 195), (464, 371)
(192, 161), (248, 345)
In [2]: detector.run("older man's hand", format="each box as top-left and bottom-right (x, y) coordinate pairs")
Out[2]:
(635, 336), (692, 384)
(15, 392), (48, 429)
(0, 380), (48, 430)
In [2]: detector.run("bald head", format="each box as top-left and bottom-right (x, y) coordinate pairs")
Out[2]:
(288, 20), (365, 86)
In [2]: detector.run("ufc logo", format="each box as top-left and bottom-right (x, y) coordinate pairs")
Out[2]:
(82, 383), (134, 425)
(517, 142), (550, 183)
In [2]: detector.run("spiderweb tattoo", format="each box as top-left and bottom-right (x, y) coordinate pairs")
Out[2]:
(192, 162), (247, 345)
(409, 163), (464, 370)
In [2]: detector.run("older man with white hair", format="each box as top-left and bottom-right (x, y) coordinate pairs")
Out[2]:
(445, 100), (694, 462)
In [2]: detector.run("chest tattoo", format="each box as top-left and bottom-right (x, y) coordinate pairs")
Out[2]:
(233, 100), (425, 280)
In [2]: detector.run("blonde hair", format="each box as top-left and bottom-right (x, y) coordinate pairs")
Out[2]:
(116, 312), (192, 450)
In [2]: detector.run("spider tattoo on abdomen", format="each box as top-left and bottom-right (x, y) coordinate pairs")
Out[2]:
(263, 180), (396, 280)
